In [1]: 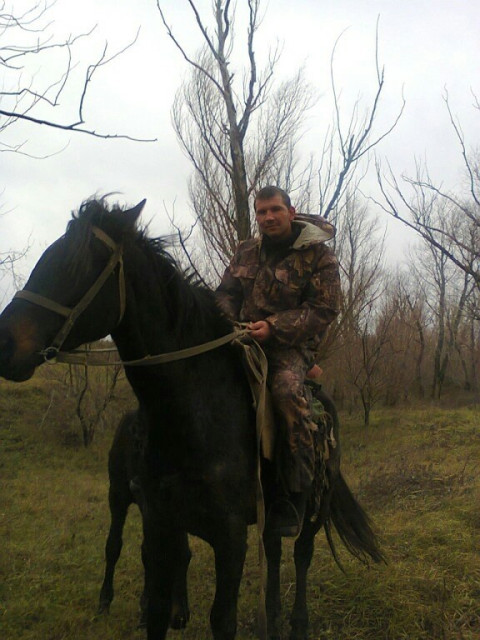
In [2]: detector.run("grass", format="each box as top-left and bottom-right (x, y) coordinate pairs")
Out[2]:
(1, 371), (479, 639)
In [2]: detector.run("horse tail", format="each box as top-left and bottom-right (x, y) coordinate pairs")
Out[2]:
(324, 470), (386, 568)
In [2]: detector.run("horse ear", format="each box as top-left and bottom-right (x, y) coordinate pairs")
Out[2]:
(124, 199), (146, 227)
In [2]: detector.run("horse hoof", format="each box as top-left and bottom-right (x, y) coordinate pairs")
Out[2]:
(170, 613), (189, 629)
(289, 632), (307, 640)
(96, 602), (110, 616)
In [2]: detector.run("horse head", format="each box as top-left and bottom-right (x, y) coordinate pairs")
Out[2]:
(0, 198), (146, 381)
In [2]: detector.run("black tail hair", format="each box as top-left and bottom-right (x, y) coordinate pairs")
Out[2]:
(324, 471), (386, 569)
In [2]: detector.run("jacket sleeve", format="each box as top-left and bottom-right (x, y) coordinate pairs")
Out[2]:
(215, 260), (243, 321)
(266, 246), (340, 346)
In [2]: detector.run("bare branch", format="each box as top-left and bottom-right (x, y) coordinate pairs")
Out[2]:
(443, 88), (480, 208)
(1, 4), (156, 144)
(322, 24), (405, 218)
(374, 159), (480, 284)
(155, 1), (225, 95)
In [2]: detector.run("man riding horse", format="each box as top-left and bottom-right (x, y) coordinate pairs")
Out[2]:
(216, 185), (341, 537)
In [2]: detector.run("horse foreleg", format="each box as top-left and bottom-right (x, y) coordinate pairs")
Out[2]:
(209, 518), (248, 640)
(97, 488), (131, 615)
(290, 522), (316, 640)
(139, 529), (191, 630)
(170, 531), (192, 629)
(142, 517), (176, 640)
(139, 539), (148, 627)
(264, 530), (282, 640)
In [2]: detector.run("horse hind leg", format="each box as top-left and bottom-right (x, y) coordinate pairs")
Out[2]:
(209, 517), (248, 640)
(98, 409), (140, 616)
(289, 521), (317, 640)
(264, 530), (282, 640)
(97, 487), (131, 614)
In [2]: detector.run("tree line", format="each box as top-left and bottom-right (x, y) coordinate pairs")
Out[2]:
(323, 192), (479, 424)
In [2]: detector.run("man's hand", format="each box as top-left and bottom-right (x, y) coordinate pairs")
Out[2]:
(247, 320), (271, 343)
(306, 364), (323, 380)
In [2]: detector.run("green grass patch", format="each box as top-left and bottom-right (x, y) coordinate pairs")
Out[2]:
(1, 378), (479, 639)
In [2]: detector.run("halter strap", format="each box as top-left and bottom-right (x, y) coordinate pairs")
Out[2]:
(14, 290), (71, 317)
(13, 226), (125, 358)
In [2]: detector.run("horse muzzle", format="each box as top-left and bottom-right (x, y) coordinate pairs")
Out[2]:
(0, 315), (45, 381)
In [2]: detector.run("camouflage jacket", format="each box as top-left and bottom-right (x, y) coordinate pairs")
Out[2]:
(216, 216), (340, 350)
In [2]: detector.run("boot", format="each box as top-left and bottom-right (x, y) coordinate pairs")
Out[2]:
(266, 491), (308, 537)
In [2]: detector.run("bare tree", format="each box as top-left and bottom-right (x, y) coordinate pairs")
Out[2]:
(405, 206), (475, 399)
(158, 0), (315, 275)
(349, 294), (397, 426)
(160, 4), (404, 285)
(0, 1), (156, 301)
(330, 194), (387, 338)
(392, 273), (428, 399)
(376, 90), (480, 285)
(317, 23), (405, 221)
(38, 341), (127, 447)
(323, 194), (390, 419)
(0, 242), (29, 307)
(0, 0), (155, 149)
(455, 288), (480, 393)
(71, 359), (123, 447)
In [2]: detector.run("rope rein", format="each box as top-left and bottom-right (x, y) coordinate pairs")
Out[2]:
(51, 328), (250, 367)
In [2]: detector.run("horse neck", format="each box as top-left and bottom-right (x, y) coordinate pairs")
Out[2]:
(111, 244), (230, 370)
(109, 251), (238, 465)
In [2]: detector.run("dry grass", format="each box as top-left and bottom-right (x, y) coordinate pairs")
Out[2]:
(1, 371), (479, 639)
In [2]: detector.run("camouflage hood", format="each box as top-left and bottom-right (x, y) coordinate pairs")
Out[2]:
(292, 214), (336, 249)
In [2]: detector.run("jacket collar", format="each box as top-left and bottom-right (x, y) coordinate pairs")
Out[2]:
(291, 219), (335, 249)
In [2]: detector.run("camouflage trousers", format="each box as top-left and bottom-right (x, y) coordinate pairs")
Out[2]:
(264, 346), (317, 494)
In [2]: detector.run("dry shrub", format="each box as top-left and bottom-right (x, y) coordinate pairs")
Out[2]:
(37, 360), (135, 447)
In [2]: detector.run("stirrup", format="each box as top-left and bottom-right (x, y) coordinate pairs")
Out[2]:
(266, 496), (304, 538)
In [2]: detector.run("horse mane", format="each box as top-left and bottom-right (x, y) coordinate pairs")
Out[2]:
(65, 198), (232, 343)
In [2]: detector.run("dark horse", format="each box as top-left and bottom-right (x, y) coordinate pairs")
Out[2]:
(97, 384), (353, 633)
(97, 408), (192, 630)
(0, 199), (384, 639)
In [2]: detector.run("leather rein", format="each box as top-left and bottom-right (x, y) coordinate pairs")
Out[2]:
(14, 226), (242, 366)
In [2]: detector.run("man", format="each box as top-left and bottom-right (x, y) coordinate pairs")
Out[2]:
(216, 186), (340, 536)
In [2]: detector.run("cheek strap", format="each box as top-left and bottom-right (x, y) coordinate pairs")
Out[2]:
(13, 226), (125, 357)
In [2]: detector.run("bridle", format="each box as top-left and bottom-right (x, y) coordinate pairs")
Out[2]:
(13, 225), (244, 366)
(14, 226), (126, 362)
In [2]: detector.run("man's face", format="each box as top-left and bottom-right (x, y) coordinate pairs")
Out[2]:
(254, 195), (295, 241)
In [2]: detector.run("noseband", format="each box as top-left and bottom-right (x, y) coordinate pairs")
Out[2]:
(14, 227), (125, 360)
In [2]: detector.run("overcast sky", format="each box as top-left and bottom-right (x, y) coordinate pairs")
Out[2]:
(1, 0), (479, 299)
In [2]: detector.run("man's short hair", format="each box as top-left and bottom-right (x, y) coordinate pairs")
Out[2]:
(254, 186), (292, 209)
